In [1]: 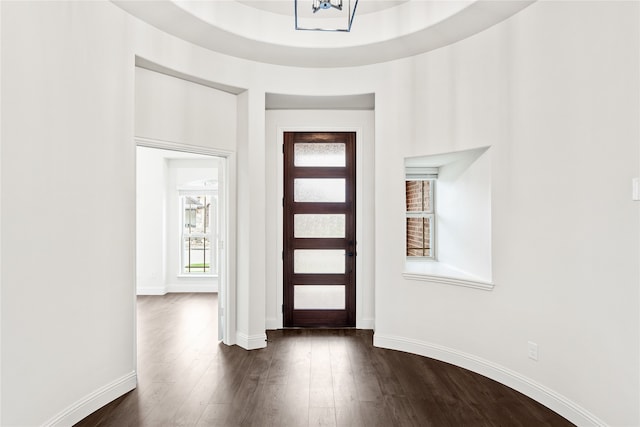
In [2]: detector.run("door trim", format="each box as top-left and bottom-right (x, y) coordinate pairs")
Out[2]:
(275, 126), (366, 329)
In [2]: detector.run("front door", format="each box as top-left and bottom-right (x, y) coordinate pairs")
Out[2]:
(283, 132), (356, 327)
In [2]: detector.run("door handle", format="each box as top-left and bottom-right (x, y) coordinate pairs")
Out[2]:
(346, 252), (355, 257)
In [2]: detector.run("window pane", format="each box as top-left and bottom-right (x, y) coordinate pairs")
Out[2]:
(294, 285), (345, 309)
(183, 195), (211, 234)
(294, 249), (345, 274)
(294, 214), (345, 238)
(406, 217), (432, 257)
(183, 237), (211, 273)
(406, 180), (432, 212)
(423, 181), (432, 212)
(294, 143), (346, 167)
(294, 178), (345, 203)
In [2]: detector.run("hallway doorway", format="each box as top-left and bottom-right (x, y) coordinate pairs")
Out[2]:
(135, 143), (228, 342)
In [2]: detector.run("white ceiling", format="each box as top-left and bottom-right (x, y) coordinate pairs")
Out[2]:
(113, 0), (535, 68)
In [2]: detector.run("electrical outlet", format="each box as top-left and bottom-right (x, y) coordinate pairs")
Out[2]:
(528, 341), (538, 361)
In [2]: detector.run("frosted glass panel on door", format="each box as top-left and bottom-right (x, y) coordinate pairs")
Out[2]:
(294, 214), (345, 238)
(294, 143), (346, 167)
(294, 285), (346, 309)
(294, 179), (345, 203)
(294, 249), (345, 274)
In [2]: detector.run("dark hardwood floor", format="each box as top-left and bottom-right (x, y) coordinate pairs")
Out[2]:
(75, 293), (574, 427)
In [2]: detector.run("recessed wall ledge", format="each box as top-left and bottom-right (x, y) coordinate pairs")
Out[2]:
(403, 261), (494, 291)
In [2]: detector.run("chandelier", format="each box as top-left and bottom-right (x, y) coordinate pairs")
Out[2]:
(295, 0), (359, 32)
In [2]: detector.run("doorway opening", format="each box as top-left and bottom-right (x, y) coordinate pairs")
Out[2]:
(135, 143), (228, 342)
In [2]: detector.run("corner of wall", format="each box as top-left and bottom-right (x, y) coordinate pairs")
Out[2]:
(357, 318), (375, 330)
(265, 317), (279, 330)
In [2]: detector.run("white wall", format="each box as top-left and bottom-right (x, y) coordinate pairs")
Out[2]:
(136, 147), (167, 294)
(135, 66), (237, 150)
(264, 109), (376, 330)
(1, 1), (638, 426)
(374, 2), (639, 426)
(1, 2), (136, 425)
(436, 148), (492, 280)
(234, 89), (268, 349)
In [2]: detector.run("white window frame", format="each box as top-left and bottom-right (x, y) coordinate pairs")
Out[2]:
(179, 191), (216, 276)
(405, 167), (438, 261)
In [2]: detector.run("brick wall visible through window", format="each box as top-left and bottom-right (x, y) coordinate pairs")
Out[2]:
(406, 180), (434, 258)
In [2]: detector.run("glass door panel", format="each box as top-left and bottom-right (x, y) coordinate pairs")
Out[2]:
(294, 214), (346, 238)
(294, 142), (346, 167)
(294, 285), (346, 309)
(294, 249), (346, 274)
(294, 178), (346, 203)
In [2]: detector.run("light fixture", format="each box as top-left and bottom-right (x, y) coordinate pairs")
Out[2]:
(295, 0), (359, 32)
(312, 0), (342, 13)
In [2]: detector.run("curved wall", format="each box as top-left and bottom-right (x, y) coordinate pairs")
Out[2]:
(1, 1), (638, 426)
(373, 2), (639, 426)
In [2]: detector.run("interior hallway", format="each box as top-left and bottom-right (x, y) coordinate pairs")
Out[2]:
(74, 294), (573, 426)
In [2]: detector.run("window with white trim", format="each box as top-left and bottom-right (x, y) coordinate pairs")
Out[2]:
(405, 167), (437, 259)
(180, 192), (216, 275)
(403, 148), (494, 290)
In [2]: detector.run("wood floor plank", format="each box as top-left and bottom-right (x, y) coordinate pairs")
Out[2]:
(308, 406), (336, 426)
(334, 402), (364, 427)
(196, 403), (234, 427)
(358, 400), (394, 427)
(331, 373), (359, 406)
(74, 294), (575, 427)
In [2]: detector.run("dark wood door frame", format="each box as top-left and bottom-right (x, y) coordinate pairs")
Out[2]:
(283, 132), (356, 327)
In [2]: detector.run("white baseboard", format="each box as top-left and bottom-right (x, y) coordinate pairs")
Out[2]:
(166, 283), (217, 293)
(43, 371), (136, 427)
(137, 285), (218, 295)
(373, 334), (606, 427)
(136, 286), (166, 295)
(236, 331), (267, 350)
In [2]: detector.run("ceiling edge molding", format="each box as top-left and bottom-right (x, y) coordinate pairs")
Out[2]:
(114, 0), (536, 68)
